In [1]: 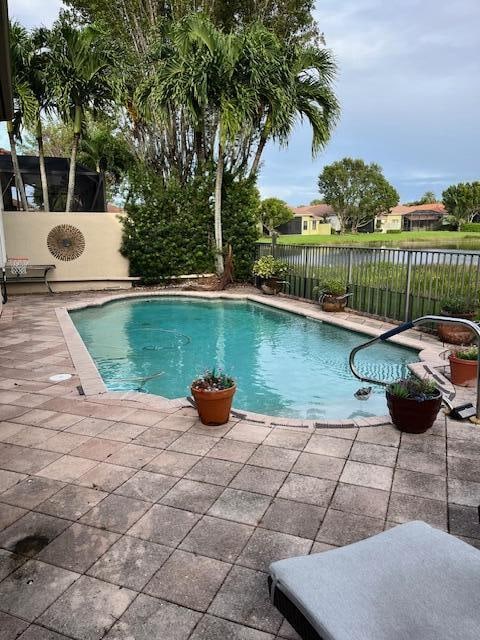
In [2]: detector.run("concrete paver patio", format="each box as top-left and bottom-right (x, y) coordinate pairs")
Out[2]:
(0, 292), (479, 640)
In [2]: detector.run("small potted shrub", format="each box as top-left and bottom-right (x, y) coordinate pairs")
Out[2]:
(386, 377), (442, 433)
(191, 369), (236, 426)
(313, 278), (348, 312)
(449, 346), (479, 387)
(437, 297), (477, 345)
(252, 255), (290, 295)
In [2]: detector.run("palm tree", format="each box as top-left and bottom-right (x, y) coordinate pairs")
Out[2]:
(249, 43), (339, 177)
(420, 191), (436, 204)
(206, 29), (257, 275)
(179, 18), (260, 275)
(136, 15), (226, 273)
(137, 16), (270, 274)
(8, 22), (36, 211)
(78, 121), (133, 206)
(201, 22), (338, 274)
(47, 20), (111, 212)
(26, 28), (54, 211)
(13, 26), (54, 211)
(136, 15), (338, 275)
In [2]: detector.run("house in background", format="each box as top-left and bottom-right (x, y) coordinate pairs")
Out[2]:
(375, 203), (447, 232)
(271, 201), (450, 236)
(276, 204), (333, 235)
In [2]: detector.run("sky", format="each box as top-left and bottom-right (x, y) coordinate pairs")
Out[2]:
(2, 0), (479, 205)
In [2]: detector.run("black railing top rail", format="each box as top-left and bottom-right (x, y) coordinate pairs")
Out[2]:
(257, 242), (480, 257)
(256, 240), (480, 323)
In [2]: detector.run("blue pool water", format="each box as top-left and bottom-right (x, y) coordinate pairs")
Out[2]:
(71, 298), (418, 420)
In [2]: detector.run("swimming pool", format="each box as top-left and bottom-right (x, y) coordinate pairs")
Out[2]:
(71, 297), (418, 420)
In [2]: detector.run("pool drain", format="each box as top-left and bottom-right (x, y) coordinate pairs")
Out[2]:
(49, 373), (72, 382)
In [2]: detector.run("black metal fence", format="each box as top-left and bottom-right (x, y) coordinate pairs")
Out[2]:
(256, 243), (480, 322)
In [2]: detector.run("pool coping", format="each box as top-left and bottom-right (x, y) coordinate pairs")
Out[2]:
(55, 290), (449, 429)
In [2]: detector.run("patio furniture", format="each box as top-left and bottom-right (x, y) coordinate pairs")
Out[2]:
(5, 263), (56, 293)
(268, 521), (480, 640)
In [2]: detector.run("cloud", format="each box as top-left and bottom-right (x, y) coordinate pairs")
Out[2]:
(7, 0), (64, 28)
(400, 171), (455, 182)
(259, 183), (314, 202)
(259, 0), (480, 204)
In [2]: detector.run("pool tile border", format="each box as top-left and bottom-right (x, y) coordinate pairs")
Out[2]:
(56, 291), (447, 429)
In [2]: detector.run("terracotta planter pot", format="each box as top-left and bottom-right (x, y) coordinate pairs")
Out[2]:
(386, 390), (442, 434)
(260, 277), (283, 295)
(191, 385), (236, 426)
(437, 311), (476, 345)
(449, 354), (478, 387)
(321, 294), (347, 312)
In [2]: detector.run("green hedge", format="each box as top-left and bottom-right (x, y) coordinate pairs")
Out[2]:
(460, 223), (480, 232)
(121, 167), (259, 283)
(386, 229), (402, 234)
(221, 172), (261, 280)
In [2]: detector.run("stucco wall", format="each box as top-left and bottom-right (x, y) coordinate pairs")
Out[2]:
(300, 217), (331, 235)
(377, 214), (402, 233)
(3, 211), (133, 292)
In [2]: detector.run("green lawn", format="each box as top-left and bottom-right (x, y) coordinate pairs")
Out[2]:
(259, 230), (480, 247)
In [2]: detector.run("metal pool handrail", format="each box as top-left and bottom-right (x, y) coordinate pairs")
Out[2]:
(349, 315), (480, 420)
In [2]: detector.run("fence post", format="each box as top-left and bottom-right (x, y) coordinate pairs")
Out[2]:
(474, 256), (480, 299)
(271, 232), (278, 258)
(404, 252), (412, 321)
(304, 246), (309, 297)
(347, 248), (353, 285)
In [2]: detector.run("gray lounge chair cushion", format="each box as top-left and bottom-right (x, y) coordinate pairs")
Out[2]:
(269, 521), (480, 640)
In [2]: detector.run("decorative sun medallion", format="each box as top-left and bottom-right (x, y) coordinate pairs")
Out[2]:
(47, 225), (86, 261)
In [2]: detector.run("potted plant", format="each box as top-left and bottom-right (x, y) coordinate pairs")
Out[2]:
(191, 369), (236, 426)
(313, 278), (349, 312)
(386, 377), (442, 433)
(437, 297), (477, 345)
(252, 255), (290, 295)
(449, 346), (479, 387)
